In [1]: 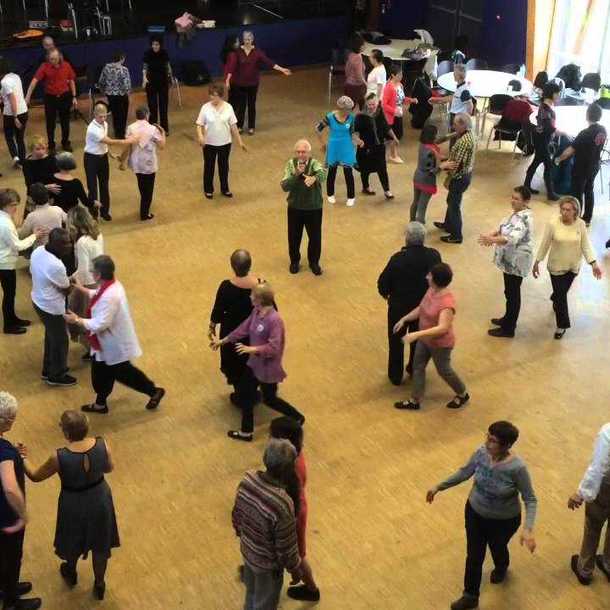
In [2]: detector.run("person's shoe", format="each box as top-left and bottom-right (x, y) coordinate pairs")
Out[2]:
(145, 387), (165, 410)
(388, 156), (404, 164)
(394, 400), (420, 410)
(221, 191), (233, 198)
(310, 264), (323, 276)
(141, 214), (155, 221)
(287, 585), (321, 601)
(547, 193), (560, 201)
(490, 317), (504, 326)
(289, 262), (300, 274)
(0, 582), (34, 599)
(450, 594), (479, 609)
(10, 597), (42, 609)
(228, 430), (253, 442)
(327, 195), (336, 204)
(433, 221), (448, 231)
(60, 562), (77, 587)
(346, 198), (356, 207)
(101, 212), (112, 221)
(62, 142), (73, 152)
(46, 374), (77, 387)
(93, 581), (105, 600)
(204, 193), (213, 199)
(446, 393), (470, 409)
(362, 188), (376, 196)
(384, 191), (395, 200)
(48, 143), (56, 155)
(526, 186), (539, 194)
(440, 235), (463, 244)
(554, 328), (567, 340)
(296, 414), (306, 426)
(488, 328), (514, 338)
(247, 128), (255, 135)
(3, 326), (27, 335)
(595, 555), (610, 581)
(14, 318), (31, 327)
(490, 568), (507, 583)
(571, 554), (592, 585)
(81, 403), (109, 414)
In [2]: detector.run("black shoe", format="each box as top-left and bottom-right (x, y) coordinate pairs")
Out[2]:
(554, 328), (567, 340)
(14, 318), (31, 327)
(488, 328), (514, 338)
(101, 212), (112, 221)
(490, 568), (507, 583)
(93, 581), (105, 600)
(141, 214), (155, 221)
(433, 221), (447, 231)
(46, 374), (77, 387)
(310, 264), (323, 276)
(490, 317), (504, 326)
(145, 387), (165, 410)
(527, 186), (539, 194)
(450, 594), (479, 610)
(11, 597), (42, 610)
(362, 188), (376, 196)
(62, 143), (73, 152)
(221, 191), (233, 198)
(204, 193), (213, 199)
(48, 143), (56, 155)
(394, 400), (420, 410)
(547, 193), (560, 201)
(296, 414), (306, 426)
(60, 562), (77, 587)
(596, 555), (610, 581)
(446, 393), (470, 409)
(571, 554), (592, 585)
(0, 582), (33, 599)
(81, 403), (109, 414)
(289, 262), (300, 274)
(287, 585), (321, 601)
(3, 326), (27, 335)
(228, 430), (253, 442)
(440, 235), (463, 244)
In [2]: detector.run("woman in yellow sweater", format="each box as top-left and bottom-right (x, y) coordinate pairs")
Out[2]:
(533, 196), (602, 339)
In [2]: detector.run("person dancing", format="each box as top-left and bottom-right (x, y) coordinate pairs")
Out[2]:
(142, 36), (172, 135)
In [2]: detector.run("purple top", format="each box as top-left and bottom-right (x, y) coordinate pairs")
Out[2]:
(226, 307), (286, 383)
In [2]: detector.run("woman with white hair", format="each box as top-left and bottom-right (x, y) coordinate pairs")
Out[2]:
(533, 196), (602, 339)
(224, 30), (291, 135)
(0, 391), (42, 610)
(316, 96), (360, 207)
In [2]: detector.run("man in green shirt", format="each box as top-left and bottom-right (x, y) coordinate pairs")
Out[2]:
(280, 139), (327, 275)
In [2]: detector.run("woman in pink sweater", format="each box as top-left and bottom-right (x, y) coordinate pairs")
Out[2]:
(343, 35), (367, 110)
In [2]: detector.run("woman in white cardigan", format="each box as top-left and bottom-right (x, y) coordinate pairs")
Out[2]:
(64, 255), (165, 413)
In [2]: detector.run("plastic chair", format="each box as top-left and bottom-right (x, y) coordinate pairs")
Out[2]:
(328, 48), (346, 104)
(581, 73), (601, 92)
(466, 58), (488, 70)
(482, 93), (512, 136)
(486, 120), (523, 157)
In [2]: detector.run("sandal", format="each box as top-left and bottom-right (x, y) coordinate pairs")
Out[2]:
(145, 387), (166, 410)
(446, 393), (470, 409)
(81, 404), (109, 414)
(228, 430), (253, 442)
(394, 400), (420, 410)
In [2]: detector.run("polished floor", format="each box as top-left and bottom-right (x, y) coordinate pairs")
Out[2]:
(1, 68), (610, 609)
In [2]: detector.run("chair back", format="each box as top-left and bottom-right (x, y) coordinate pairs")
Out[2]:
(488, 94), (512, 115)
(581, 72), (601, 91)
(466, 58), (488, 70)
(437, 60), (454, 77)
(596, 97), (610, 109)
(508, 79), (522, 92)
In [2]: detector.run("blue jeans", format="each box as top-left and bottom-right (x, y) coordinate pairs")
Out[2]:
(444, 173), (472, 240)
(243, 563), (284, 610)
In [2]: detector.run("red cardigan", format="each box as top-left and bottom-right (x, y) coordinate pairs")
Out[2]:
(381, 81), (416, 125)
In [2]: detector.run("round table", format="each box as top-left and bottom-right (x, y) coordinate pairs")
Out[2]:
(436, 69), (533, 99)
(529, 105), (610, 139)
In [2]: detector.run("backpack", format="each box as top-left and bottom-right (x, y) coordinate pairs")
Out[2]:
(516, 121), (535, 156)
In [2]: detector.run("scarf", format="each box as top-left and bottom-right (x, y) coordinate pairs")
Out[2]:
(86, 280), (115, 351)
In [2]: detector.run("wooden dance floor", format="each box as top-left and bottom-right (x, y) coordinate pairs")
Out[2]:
(1, 68), (609, 609)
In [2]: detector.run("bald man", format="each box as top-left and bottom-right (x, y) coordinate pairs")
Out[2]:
(280, 139), (327, 275)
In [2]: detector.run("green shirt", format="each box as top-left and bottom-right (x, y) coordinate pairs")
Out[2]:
(280, 157), (326, 210)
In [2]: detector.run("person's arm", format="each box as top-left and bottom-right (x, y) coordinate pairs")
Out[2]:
(67, 63), (77, 108)
(280, 159), (300, 192)
(275, 502), (301, 574)
(258, 49), (290, 76)
(142, 60), (148, 88)
(251, 316), (283, 358)
(310, 158), (327, 184)
(515, 465), (537, 552)
(381, 84), (396, 123)
(580, 226), (601, 278)
(8, 92), (22, 129)
(231, 485), (244, 537)
(221, 312), (252, 345)
(315, 116), (329, 151)
(429, 93), (452, 105)
(557, 145), (575, 164)
(533, 221), (553, 277)
(103, 439), (115, 473)
(426, 450), (479, 502)
(17, 213), (34, 239)
(0, 460), (26, 527)
(2, 222), (37, 252)
(196, 123), (206, 147)
(124, 67), (132, 94)
(98, 66), (108, 91)
(377, 257), (393, 299)
(208, 283), (225, 339)
(225, 53), (237, 89)
(22, 454), (58, 482)
(67, 291), (120, 333)
(24, 76), (40, 105)
(574, 426), (610, 504)
(376, 80), (384, 101)
(152, 126), (166, 149)
(393, 305), (421, 332)
(406, 307), (454, 343)
(230, 122), (247, 150)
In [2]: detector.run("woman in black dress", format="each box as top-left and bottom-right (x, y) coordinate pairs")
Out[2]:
(354, 93), (398, 200)
(20, 410), (119, 601)
(142, 36), (172, 135)
(52, 152), (98, 215)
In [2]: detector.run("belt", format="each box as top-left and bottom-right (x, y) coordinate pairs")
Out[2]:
(61, 477), (104, 492)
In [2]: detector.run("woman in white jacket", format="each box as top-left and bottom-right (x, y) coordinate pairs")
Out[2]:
(64, 255), (165, 414)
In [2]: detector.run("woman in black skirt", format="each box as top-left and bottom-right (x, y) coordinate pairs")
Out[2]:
(354, 93), (398, 199)
(142, 36), (172, 134)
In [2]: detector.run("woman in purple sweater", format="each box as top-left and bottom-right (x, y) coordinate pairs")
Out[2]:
(210, 283), (304, 441)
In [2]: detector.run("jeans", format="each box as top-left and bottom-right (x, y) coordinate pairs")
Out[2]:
(387, 305), (418, 385)
(234, 85), (259, 130)
(107, 94), (129, 139)
(0, 529), (25, 608)
(443, 173), (471, 240)
(550, 271), (576, 329)
(577, 477), (610, 578)
(500, 273), (523, 333)
(84, 152), (110, 215)
(243, 563), (283, 610)
(287, 207), (322, 266)
(33, 303), (69, 380)
(411, 341), (466, 401)
(464, 501), (521, 597)
(326, 165), (355, 199)
(571, 168), (598, 224)
(524, 134), (556, 196)
(0, 269), (18, 330)
(3, 112), (28, 162)
(145, 83), (169, 133)
(136, 173), (156, 219)
(410, 187), (433, 224)
(91, 358), (157, 406)
(203, 144), (231, 194)
(44, 92), (72, 147)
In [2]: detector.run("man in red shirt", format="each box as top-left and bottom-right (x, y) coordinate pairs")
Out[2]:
(25, 49), (77, 152)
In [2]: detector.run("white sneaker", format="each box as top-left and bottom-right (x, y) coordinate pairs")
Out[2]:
(13, 156), (20, 168)
(346, 198), (356, 207)
(327, 195), (336, 204)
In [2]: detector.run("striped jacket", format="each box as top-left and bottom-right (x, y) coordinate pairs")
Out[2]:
(232, 470), (301, 572)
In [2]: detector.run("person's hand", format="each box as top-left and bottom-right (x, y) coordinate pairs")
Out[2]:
(209, 337), (223, 351)
(198, 136), (206, 148)
(412, 98), (418, 104)
(304, 175), (317, 188)
(94, 200), (102, 209)
(2, 517), (26, 534)
(207, 325), (216, 342)
(25, 94), (31, 106)
(72, 97), (78, 109)
(69, 277), (85, 292)
(532, 261), (540, 279)
(568, 492), (584, 510)
(239, 141), (248, 152)
(153, 123), (165, 135)
(14, 117), (22, 130)
(119, 161), (128, 172)
(281, 67), (292, 76)
(235, 343), (256, 355)
(440, 160), (457, 171)
(295, 161), (306, 175)
(320, 143), (327, 154)
(402, 332), (416, 345)
(592, 262), (602, 279)
(34, 226), (48, 240)
(356, 138), (364, 148)
(16, 443), (28, 458)
(425, 488), (438, 503)
(478, 234), (494, 247)
(393, 319), (405, 334)
(519, 530), (536, 553)
(289, 565), (302, 583)
(63, 310), (80, 325)
(46, 183), (61, 195)
(142, 77), (148, 88)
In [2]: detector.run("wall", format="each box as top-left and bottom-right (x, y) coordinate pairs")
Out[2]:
(380, 0), (429, 38)
(480, 0), (528, 67)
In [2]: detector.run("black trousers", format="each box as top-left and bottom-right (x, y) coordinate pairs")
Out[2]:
(84, 152), (110, 215)
(234, 85), (259, 130)
(0, 269), (18, 330)
(33, 303), (68, 380)
(387, 305), (418, 385)
(287, 207), (322, 266)
(136, 173), (156, 219)
(464, 501), (521, 597)
(500, 273), (523, 333)
(524, 134), (556, 196)
(145, 84), (169, 133)
(0, 529), (25, 608)
(236, 367), (303, 434)
(44, 92), (72, 147)
(107, 94), (129, 139)
(327, 165), (355, 199)
(550, 271), (577, 329)
(91, 358), (157, 406)
(571, 168), (598, 224)
(361, 166), (390, 192)
(3, 112), (28, 162)
(203, 143), (231, 194)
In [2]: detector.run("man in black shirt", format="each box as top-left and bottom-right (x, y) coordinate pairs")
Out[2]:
(558, 103), (607, 225)
(378, 222), (441, 385)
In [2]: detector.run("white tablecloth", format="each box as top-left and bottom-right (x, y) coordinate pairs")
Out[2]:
(437, 69), (533, 99)
(529, 105), (610, 139)
(362, 40), (435, 63)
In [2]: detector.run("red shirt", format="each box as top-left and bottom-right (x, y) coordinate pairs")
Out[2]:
(34, 61), (76, 96)
(419, 288), (456, 348)
(226, 47), (275, 87)
(295, 452), (308, 558)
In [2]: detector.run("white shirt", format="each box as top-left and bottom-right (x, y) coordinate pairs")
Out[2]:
(450, 81), (473, 115)
(578, 423), (610, 502)
(366, 65), (387, 96)
(84, 120), (109, 155)
(1, 73), (27, 116)
(0, 210), (36, 270)
(195, 101), (237, 147)
(73, 234), (104, 286)
(30, 246), (70, 315)
(83, 281), (142, 365)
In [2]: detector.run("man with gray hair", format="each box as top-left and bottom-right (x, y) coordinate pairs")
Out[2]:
(280, 139), (327, 275)
(429, 64), (473, 140)
(378, 222), (441, 385)
(232, 438), (302, 609)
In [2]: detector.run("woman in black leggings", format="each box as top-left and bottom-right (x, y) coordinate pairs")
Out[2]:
(142, 36), (172, 135)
